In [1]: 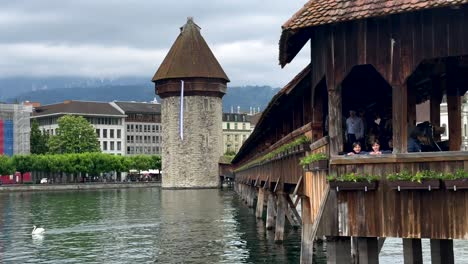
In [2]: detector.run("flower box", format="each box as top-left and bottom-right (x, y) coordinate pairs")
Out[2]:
(329, 181), (378, 192)
(388, 180), (440, 191)
(443, 179), (468, 191)
(306, 159), (328, 171)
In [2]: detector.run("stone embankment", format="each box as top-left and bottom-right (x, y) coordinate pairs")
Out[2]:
(0, 182), (160, 192)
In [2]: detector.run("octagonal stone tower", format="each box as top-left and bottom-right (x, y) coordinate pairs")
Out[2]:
(152, 17), (229, 189)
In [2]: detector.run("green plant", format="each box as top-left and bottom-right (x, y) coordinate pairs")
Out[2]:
(387, 170), (441, 183)
(440, 169), (468, 180)
(327, 172), (379, 183)
(299, 153), (328, 166)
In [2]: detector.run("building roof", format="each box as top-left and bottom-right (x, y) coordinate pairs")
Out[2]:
(32, 100), (126, 117)
(114, 101), (161, 114)
(280, 0), (468, 66)
(222, 113), (251, 122)
(152, 17), (230, 82)
(283, 0), (467, 30)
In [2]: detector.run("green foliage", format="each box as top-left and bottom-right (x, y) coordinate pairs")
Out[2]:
(437, 169), (468, 180)
(387, 170), (441, 183)
(299, 153), (328, 166)
(30, 119), (49, 154)
(0, 155), (15, 175)
(48, 115), (100, 154)
(235, 135), (311, 172)
(327, 172), (379, 183)
(5, 153), (161, 175)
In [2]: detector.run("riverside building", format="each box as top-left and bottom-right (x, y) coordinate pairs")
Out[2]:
(31, 100), (162, 156)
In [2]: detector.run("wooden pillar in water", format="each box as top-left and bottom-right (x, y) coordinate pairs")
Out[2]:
(256, 188), (265, 218)
(301, 196), (314, 264)
(430, 239), (454, 264)
(327, 236), (351, 264)
(274, 192), (287, 242)
(403, 238), (423, 264)
(266, 190), (276, 230)
(356, 237), (379, 264)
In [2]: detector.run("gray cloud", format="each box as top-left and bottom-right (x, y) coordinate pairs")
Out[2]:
(0, 0), (310, 87)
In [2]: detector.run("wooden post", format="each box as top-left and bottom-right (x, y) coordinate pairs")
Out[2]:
(328, 86), (343, 155)
(392, 83), (408, 153)
(430, 79), (442, 141)
(430, 239), (454, 264)
(266, 190), (276, 230)
(274, 192), (287, 242)
(447, 95), (462, 151)
(403, 238), (423, 264)
(357, 237), (379, 264)
(301, 196), (314, 264)
(256, 188), (265, 218)
(327, 236), (351, 264)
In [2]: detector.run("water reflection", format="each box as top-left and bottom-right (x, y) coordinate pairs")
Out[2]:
(0, 188), (467, 263)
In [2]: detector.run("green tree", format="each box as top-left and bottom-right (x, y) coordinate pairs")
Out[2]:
(48, 115), (100, 154)
(11, 155), (34, 183)
(0, 155), (15, 175)
(30, 119), (48, 154)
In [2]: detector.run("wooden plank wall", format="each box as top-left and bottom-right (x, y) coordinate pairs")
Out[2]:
(315, 153), (468, 239)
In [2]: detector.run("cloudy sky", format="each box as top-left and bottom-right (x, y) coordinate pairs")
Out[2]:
(0, 0), (310, 87)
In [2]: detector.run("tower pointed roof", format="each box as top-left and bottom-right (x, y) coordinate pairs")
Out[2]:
(152, 17), (230, 83)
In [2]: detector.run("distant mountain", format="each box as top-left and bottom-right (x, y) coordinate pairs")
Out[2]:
(5, 79), (280, 113)
(0, 76), (148, 102)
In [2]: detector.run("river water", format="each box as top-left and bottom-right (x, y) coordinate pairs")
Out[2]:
(0, 188), (466, 263)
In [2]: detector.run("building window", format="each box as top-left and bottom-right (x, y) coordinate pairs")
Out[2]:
(110, 129), (114, 138)
(242, 123), (246, 130)
(117, 142), (121, 151)
(103, 129), (107, 138)
(127, 125), (130, 132)
(103, 141), (108, 150)
(117, 129), (121, 139)
(235, 123), (238, 130)
(152, 125), (156, 132)
(96, 129), (100, 137)
(110, 141), (115, 151)
(227, 123), (230, 130)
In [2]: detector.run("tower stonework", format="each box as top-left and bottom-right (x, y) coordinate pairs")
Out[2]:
(152, 17), (229, 189)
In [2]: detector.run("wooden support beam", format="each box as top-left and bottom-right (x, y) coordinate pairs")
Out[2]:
(286, 195), (302, 223)
(392, 83), (408, 153)
(327, 236), (351, 264)
(447, 95), (462, 151)
(403, 238), (422, 264)
(274, 193), (287, 242)
(301, 186), (330, 264)
(430, 239), (454, 264)
(273, 176), (281, 193)
(328, 86), (343, 155)
(256, 188), (265, 219)
(356, 237), (379, 264)
(292, 175), (303, 197)
(263, 175), (270, 189)
(293, 196), (301, 208)
(254, 175), (260, 187)
(266, 190), (276, 230)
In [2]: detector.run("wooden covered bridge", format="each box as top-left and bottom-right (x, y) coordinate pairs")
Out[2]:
(232, 1), (468, 263)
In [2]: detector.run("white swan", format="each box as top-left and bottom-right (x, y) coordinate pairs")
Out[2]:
(32, 225), (45, 235)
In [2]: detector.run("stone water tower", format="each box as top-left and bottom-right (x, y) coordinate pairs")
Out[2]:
(152, 17), (230, 189)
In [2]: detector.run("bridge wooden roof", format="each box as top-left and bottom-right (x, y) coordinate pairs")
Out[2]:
(280, 0), (468, 66)
(152, 17), (229, 83)
(232, 64), (311, 164)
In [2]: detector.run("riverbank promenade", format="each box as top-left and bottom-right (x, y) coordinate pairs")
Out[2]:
(0, 182), (160, 192)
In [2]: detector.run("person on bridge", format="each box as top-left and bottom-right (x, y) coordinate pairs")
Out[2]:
(347, 142), (367, 155)
(346, 110), (364, 152)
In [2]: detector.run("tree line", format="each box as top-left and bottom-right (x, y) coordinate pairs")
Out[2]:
(0, 153), (161, 182)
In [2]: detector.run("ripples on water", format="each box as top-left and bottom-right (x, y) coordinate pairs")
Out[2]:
(0, 188), (466, 263)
